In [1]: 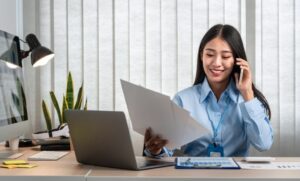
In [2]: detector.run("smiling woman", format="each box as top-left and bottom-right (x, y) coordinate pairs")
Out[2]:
(195, 24), (271, 108)
(144, 24), (273, 158)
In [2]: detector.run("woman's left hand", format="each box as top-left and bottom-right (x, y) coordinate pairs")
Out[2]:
(234, 58), (254, 101)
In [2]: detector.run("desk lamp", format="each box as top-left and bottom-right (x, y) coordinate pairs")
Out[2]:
(5, 34), (54, 69)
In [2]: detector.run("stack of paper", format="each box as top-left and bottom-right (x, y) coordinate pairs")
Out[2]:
(121, 80), (209, 149)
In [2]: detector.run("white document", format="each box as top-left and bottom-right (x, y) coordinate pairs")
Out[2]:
(237, 161), (300, 170)
(121, 80), (209, 149)
(243, 157), (275, 163)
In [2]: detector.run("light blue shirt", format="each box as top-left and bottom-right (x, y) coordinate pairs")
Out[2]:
(167, 78), (273, 157)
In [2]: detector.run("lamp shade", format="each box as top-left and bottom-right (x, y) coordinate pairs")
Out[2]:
(0, 36), (22, 69)
(25, 34), (54, 67)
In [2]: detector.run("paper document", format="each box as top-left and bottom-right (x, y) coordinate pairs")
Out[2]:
(176, 157), (240, 169)
(237, 161), (300, 170)
(121, 80), (209, 149)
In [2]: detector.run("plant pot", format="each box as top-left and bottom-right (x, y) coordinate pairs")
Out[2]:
(32, 123), (70, 139)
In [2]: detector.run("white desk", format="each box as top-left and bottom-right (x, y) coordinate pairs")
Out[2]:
(1, 147), (300, 181)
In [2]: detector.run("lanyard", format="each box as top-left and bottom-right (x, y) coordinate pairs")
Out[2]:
(205, 96), (230, 144)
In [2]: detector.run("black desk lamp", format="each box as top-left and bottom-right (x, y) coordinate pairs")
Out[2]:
(21, 34), (54, 67)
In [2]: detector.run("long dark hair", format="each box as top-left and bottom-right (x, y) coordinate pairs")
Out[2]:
(194, 24), (271, 119)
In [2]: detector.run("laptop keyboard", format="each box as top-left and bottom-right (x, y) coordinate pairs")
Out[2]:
(28, 151), (69, 161)
(136, 157), (174, 167)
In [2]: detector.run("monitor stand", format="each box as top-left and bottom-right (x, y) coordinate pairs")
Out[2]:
(0, 138), (23, 159)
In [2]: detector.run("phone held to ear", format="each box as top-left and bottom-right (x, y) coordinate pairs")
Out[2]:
(239, 68), (244, 84)
(233, 64), (243, 84)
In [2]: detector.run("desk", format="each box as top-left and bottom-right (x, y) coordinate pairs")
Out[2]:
(88, 158), (300, 181)
(0, 146), (91, 181)
(0, 147), (300, 181)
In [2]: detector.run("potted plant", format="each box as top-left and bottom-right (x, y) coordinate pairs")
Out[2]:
(33, 72), (87, 139)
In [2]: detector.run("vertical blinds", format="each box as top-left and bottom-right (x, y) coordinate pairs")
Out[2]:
(34, 0), (243, 126)
(254, 0), (300, 156)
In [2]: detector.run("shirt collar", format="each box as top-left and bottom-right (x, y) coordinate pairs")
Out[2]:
(198, 78), (212, 103)
(198, 77), (239, 103)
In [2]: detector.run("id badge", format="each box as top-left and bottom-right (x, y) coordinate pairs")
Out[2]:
(207, 143), (224, 157)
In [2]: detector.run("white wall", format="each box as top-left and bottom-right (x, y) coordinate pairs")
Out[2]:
(0, 0), (18, 35)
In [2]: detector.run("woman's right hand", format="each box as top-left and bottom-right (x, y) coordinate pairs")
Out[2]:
(144, 127), (168, 155)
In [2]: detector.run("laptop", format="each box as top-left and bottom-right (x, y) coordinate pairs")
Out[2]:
(65, 110), (174, 170)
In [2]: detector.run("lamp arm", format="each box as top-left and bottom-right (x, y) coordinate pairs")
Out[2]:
(20, 50), (30, 59)
(19, 37), (28, 43)
(19, 38), (31, 59)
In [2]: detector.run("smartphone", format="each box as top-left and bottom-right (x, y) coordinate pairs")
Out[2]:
(233, 62), (243, 84)
(239, 68), (244, 84)
(233, 64), (241, 74)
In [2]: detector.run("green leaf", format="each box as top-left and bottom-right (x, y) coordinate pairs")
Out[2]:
(50, 91), (62, 125)
(41, 71), (89, 126)
(62, 95), (68, 123)
(66, 72), (74, 109)
(42, 100), (52, 131)
(74, 84), (83, 109)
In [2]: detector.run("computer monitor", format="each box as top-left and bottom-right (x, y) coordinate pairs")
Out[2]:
(0, 30), (32, 157)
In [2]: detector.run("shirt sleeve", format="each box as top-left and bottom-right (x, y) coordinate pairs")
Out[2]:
(239, 98), (273, 151)
(143, 147), (173, 158)
(172, 94), (183, 107)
